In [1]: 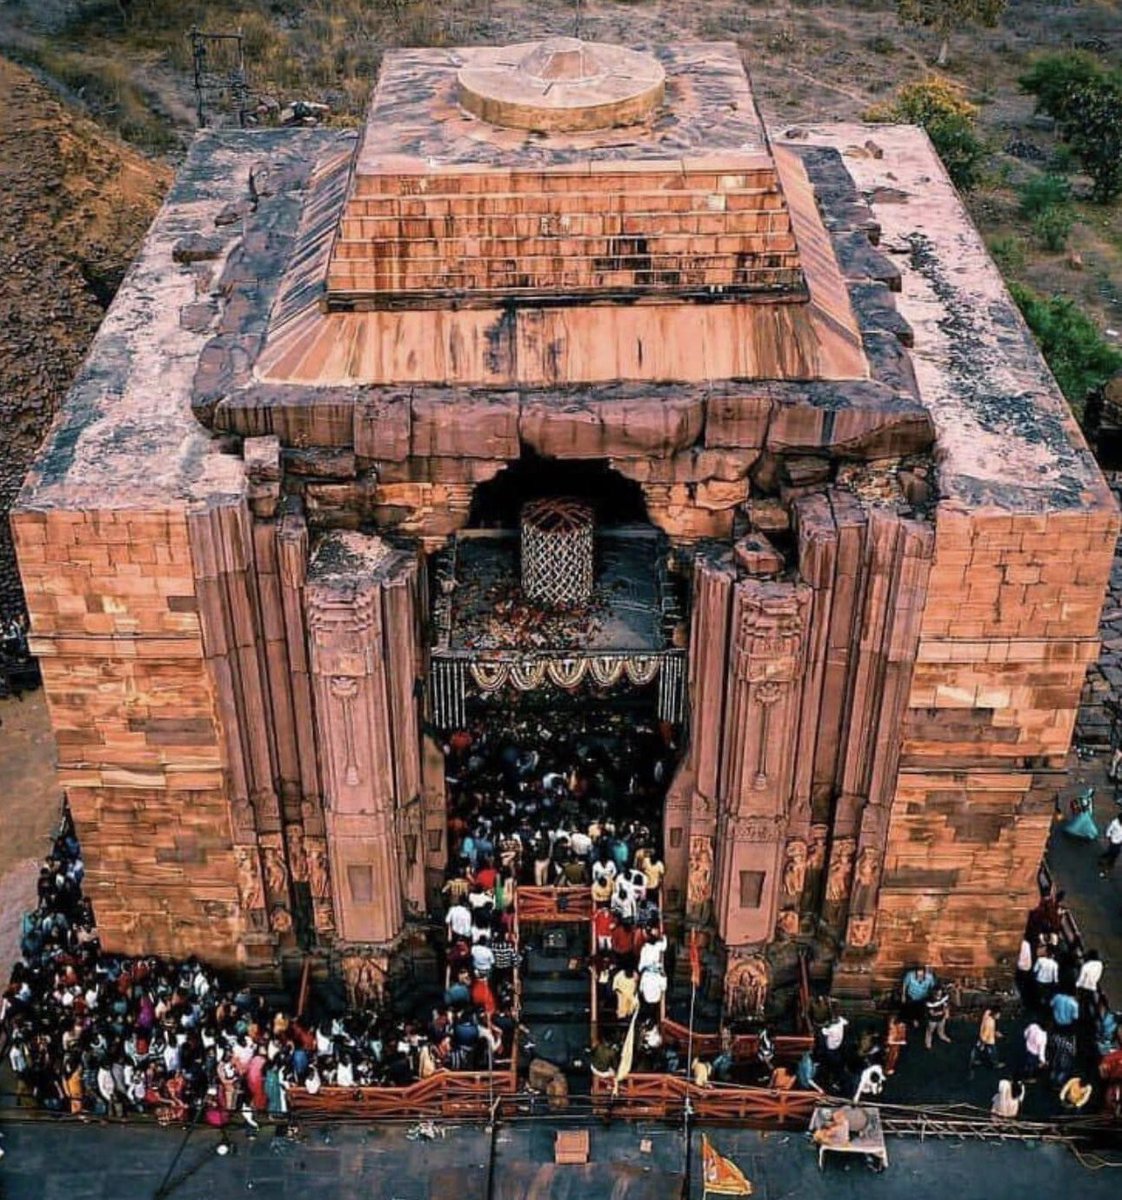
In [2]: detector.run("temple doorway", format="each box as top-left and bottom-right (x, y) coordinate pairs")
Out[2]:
(431, 455), (687, 1081)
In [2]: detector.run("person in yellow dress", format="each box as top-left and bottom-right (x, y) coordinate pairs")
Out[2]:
(612, 966), (639, 1020)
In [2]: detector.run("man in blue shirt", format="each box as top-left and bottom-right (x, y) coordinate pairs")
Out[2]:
(901, 965), (936, 1026)
(1051, 990), (1079, 1029)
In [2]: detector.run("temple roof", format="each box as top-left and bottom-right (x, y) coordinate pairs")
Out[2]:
(327, 42), (806, 307)
(14, 62), (1115, 522)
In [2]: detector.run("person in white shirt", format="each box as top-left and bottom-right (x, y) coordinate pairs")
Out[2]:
(639, 967), (667, 1016)
(853, 1063), (886, 1103)
(1100, 816), (1122, 876)
(1015, 938), (1034, 1001)
(445, 901), (472, 940)
(1032, 948), (1059, 1005)
(638, 931), (667, 975)
(1023, 1022), (1048, 1075)
(471, 941), (495, 978)
(1076, 951), (1103, 994)
(1076, 950), (1104, 1022)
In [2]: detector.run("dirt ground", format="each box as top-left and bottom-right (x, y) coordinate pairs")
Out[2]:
(0, 692), (61, 983)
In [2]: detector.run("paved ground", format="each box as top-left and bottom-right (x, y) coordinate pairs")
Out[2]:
(1051, 751), (1122, 1005)
(0, 1116), (1119, 1200)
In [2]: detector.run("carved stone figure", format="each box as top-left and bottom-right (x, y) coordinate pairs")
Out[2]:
(776, 908), (800, 938)
(855, 845), (880, 889)
(725, 954), (769, 1019)
(782, 839), (807, 897)
(234, 846), (264, 915)
(342, 953), (389, 1008)
(847, 914), (875, 949)
(807, 826), (828, 871)
(825, 838), (856, 902)
(307, 841), (331, 901)
(686, 834), (713, 917)
(230, 793), (256, 838)
(271, 906), (293, 934)
(261, 843), (290, 904)
(313, 901), (335, 935)
(286, 824), (308, 883)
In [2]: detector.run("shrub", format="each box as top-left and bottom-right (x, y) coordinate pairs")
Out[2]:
(1030, 205), (1074, 251)
(1009, 282), (1122, 408)
(866, 78), (986, 190)
(988, 234), (1026, 273)
(1017, 173), (1071, 217)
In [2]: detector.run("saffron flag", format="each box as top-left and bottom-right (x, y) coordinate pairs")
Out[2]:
(689, 928), (702, 989)
(614, 1010), (639, 1095)
(701, 1135), (753, 1197)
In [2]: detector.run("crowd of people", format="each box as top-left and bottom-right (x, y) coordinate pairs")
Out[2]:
(442, 707), (675, 1079)
(5, 726), (1122, 1131)
(443, 707), (675, 893)
(0, 808), (521, 1127)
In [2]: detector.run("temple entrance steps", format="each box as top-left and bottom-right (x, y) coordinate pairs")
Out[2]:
(519, 924), (592, 1076)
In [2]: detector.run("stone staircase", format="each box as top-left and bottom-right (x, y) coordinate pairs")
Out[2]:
(519, 927), (592, 1073)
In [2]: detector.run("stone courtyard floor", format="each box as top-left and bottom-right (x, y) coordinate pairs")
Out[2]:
(1, 1116), (1120, 1200)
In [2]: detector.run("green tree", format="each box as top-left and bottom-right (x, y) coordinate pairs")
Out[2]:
(1059, 76), (1122, 203)
(896, 0), (1006, 67)
(1018, 52), (1101, 124)
(1021, 54), (1122, 203)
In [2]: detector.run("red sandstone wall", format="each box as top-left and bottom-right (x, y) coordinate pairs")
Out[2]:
(872, 504), (1118, 987)
(13, 506), (254, 966)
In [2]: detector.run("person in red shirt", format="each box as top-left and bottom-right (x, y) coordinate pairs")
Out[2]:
(593, 907), (615, 951)
(470, 977), (497, 1016)
(474, 859), (498, 891)
(610, 920), (634, 958)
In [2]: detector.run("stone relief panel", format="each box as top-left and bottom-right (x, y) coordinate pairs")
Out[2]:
(686, 834), (714, 921)
(782, 838), (807, 897)
(724, 953), (769, 1019)
(341, 952), (390, 1009)
(286, 823), (308, 884)
(825, 837), (857, 902)
(234, 845), (267, 932)
(776, 909), (800, 938)
(847, 913), (875, 949)
(721, 580), (811, 819)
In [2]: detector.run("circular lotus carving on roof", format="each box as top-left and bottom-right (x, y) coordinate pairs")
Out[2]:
(457, 38), (666, 133)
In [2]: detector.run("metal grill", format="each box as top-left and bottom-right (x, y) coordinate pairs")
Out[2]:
(520, 497), (594, 607)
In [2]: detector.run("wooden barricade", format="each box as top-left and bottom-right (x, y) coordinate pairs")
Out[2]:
(517, 886), (593, 923)
(659, 1018), (813, 1065)
(589, 1073), (818, 1126)
(290, 1054), (518, 1120)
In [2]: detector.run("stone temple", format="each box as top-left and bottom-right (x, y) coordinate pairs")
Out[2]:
(14, 38), (1119, 1009)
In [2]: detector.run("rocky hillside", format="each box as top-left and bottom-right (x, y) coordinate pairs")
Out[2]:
(0, 55), (169, 619)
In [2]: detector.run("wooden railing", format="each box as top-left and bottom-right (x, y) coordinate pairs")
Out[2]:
(659, 1018), (814, 1065)
(517, 886), (593, 923)
(590, 1073), (819, 1124)
(289, 1056), (518, 1120)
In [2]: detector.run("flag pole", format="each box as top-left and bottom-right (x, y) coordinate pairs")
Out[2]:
(682, 928), (699, 1199)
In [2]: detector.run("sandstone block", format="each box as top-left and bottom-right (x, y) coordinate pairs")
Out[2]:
(411, 389), (519, 459)
(520, 390), (703, 459)
(354, 391), (412, 462)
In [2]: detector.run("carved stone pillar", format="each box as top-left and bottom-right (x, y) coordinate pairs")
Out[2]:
(713, 578), (810, 947)
(307, 531), (420, 946)
(663, 549), (735, 918)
